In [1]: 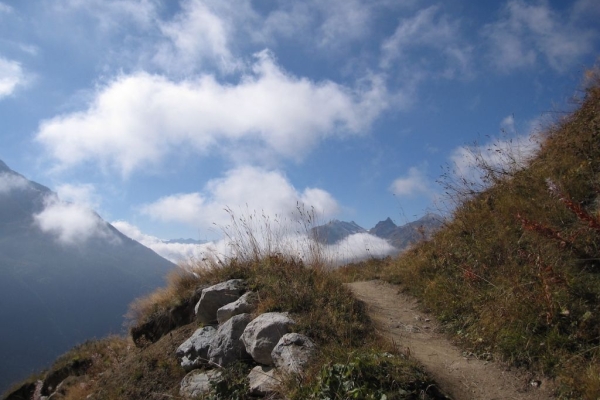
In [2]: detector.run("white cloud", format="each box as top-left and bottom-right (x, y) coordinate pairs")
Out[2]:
(390, 166), (431, 197)
(55, 183), (100, 208)
(0, 3), (12, 14)
(483, 0), (597, 72)
(0, 56), (26, 99)
(112, 220), (204, 263)
(53, 0), (157, 31)
(449, 133), (539, 191)
(325, 232), (397, 265)
(140, 165), (340, 233)
(315, 0), (373, 49)
(0, 173), (29, 194)
(380, 6), (472, 79)
(262, 0), (408, 51)
(154, 0), (259, 73)
(33, 196), (114, 245)
(500, 115), (516, 134)
(36, 51), (388, 176)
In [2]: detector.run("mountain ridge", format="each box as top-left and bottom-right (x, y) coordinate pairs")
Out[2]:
(312, 214), (443, 250)
(0, 160), (175, 392)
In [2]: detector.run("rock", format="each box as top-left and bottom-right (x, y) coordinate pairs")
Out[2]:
(180, 369), (222, 398)
(195, 279), (246, 324)
(208, 313), (252, 367)
(217, 291), (258, 325)
(247, 365), (280, 397)
(176, 326), (217, 371)
(241, 312), (295, 365)
(271, 333), (316, 375)
(42, 358), (92, 396)
(131, 285), (206, 346)
(3, 381), (38, 400)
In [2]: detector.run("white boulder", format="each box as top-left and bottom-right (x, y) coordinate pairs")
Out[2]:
(176, 326), (217, 371)
(271, 333), (316, 375)
(208, 313), (252, 367)
(241, 312), (295, 365)
(195, 279), (246, 324)
(217, 291), (258, 325)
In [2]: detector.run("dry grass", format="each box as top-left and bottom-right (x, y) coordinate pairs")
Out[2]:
(30, 247), (437, 399)
(382, 71), (600, 399)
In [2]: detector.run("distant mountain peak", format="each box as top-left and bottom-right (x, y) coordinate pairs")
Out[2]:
(0, 159), (10, 172)
(311, 220), (366, 245)
(369, 217), (398, 238)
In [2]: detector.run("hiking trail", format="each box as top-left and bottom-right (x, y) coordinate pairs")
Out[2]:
(347, 280), (554, 400)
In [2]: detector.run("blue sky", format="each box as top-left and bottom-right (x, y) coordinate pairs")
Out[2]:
(0, 0), (599, 261)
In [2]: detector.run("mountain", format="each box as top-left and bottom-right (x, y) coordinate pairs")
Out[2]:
(310, 214), (442, 249)
(370, 213), (443, 249)
(0, 161), (175, 393)
(311, 220), (367, 244)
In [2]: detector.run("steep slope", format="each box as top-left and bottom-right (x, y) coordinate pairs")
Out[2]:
(0, 161), (175, 392)
(384, 75), (600, 398)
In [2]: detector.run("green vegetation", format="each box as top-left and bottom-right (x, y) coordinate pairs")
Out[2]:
(382, 71), (600, 399)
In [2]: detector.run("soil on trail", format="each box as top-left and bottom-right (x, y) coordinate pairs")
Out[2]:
(347, 280), (554, 400)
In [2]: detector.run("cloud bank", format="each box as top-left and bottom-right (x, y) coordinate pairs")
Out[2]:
(0, 173), (29, 194)
(34, 196), (114, 245)
(112, 220), (204, 263)
(36, 51), (388, 176)
(140, 165), (339, 232)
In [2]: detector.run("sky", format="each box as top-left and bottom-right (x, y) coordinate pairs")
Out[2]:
(0, 0), (599, 263)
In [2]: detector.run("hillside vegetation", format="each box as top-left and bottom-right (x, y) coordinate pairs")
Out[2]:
(3, 253), (442, 400)
(380, 72), (600, 399)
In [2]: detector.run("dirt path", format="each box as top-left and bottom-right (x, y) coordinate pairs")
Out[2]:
(347, 280), (554, 400)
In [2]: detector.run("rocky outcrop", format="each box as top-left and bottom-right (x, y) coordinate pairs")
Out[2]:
(176, 326), (217, 372)
(174, 279), (316, 398)
(241, 312), (295, 365)
(271, 333), (316, 375)
(217, 291), (257, 324)
(195, 279), (246, 324)
(3, 381), (37, 400)
(131, 286), (206, 346)
(41, 358), (92, 396)
(248, 366), (279, 397)
(208, 313), (252, 367)
(180, 370), (222, 399)
(3, 358), (92, 400)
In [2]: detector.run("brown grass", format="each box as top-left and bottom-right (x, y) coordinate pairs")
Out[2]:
(382, 70), (600, 398)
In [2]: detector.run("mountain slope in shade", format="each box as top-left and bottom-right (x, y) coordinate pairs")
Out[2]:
(0, 161), (175, 393)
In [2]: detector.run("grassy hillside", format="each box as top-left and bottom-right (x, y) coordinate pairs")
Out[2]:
(3, 255), (441, 400)
(382, 71), (600, 399)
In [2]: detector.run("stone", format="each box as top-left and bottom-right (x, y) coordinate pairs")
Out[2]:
(208, 313), (252, 367)
(3, 381), (38, 400)
(247, 365), (280, 397)
(131, 285), (206, 346)
(195, 279), (246, 324)
(217, 291), (258, 325)
(271, 333), (316, 375)
(241, 312), (295, 365)
(42, 358), (92, 396)
(176, 326), (217, 371)
(180, 369), (222, 398)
